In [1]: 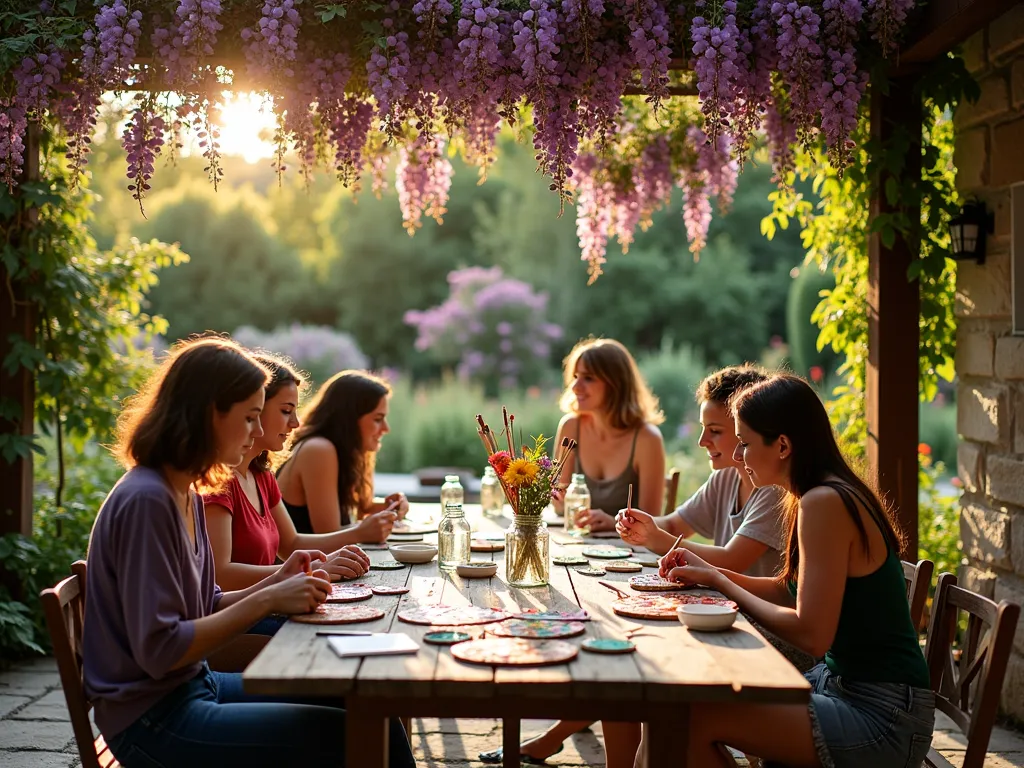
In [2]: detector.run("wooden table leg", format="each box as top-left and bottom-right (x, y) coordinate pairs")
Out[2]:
(502, 718), (520, 768)
(646, 708), (687, 768)
(345, 709), (389, 768)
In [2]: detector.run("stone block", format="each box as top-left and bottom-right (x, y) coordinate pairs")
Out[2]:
(0, 753), (75, 768)
(961, 501), (1012, 568)
(992, 116), (1024, 188)
(995, 337), (1024, 379)
(955, 73), (1010, 129)
(1014, 60), (1024, 109)
(957, 441), (984, 494)
(1002, 650), (1024, 722)
(990, 5), (1024, 61)
(0, 720), (73, 751)
(954, 126), (988, 192)
(962, 29), (987, 74)
(0, 672), (61, 697)
(957, 382), (1009, 444)
(960, 563), (997, 599)
(0, 693), (30, 717)
(1017, 387), (1024, 454)
(985, 187), (1014, 239)
(956, 252), (1012, 319)
(990, 455), (1024, 506)
(957, 332), (995, 377)
(995, 575), (1024, 657)
(12, 690), (70, 722)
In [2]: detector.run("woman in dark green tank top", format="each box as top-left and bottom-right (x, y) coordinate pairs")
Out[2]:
(658, 374), (934, 768)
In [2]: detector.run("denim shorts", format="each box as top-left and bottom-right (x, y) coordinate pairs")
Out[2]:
(793, 663), (935, 768)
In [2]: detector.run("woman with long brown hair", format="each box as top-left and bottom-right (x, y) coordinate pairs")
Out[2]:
(658, 373), (933, 768)
(277, 370), (407, 540)
(83, 337), (414, 767)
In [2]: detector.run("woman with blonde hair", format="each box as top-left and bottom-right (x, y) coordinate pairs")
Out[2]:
(277, 370), (407, 540)
(553, 337), (666, 532)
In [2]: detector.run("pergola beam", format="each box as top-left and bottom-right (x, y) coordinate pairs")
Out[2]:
(899, 0), (1019, 65)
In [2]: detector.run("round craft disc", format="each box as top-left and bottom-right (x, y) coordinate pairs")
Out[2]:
(371, 560), (408, 570)
(489, 619), (587, 639)
(327, 584), (373, 603)
(582, 548), (633, 559)
(511, 609), (590, 622)
(290, 604), (385, 625)
(574, 567), (607, 577)
(581, 638), (636, 654)
(392, 522), (437, 535)
(635, 559), (661, 568)
(604, 561), (642, 573)
(371, 585), (410, 596)
(552, 555), (589, 566)
(471, 540), (505, 552)
(612, 595), (739, 621)
(388, 533), (424, 542)
(397, 605), (509, 626)
(628, 574), (689, 592)
(423, 630), (472, 646)
(471, 531), (506, 541)
(451, 638), (579, 667)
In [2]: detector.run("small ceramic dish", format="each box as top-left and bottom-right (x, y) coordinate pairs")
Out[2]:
(456, 561), (498, 578)
(677, 604), (738, 632)
(389, 543), (438, 564)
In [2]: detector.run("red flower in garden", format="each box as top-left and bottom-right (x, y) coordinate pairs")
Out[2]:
(488, 451), (512, 475)
(809, 365), (824, 383)
(918, 443), (931, 456)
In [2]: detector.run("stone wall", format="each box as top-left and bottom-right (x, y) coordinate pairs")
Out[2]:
(953, 4), (1024, 722)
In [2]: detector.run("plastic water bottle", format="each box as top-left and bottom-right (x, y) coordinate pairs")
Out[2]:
(438, 502), (471, 571)
(480, 466), (504, 518)
(563, 473), (591, 537)
(440, 474), (464, 518)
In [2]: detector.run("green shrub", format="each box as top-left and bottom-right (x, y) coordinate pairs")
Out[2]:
(786, 265), (837, 379)
(918, 455), (963, 583)
(919, 401), (957, 470)
(0, 444), (121, 662)
(637, 342), (709, 453)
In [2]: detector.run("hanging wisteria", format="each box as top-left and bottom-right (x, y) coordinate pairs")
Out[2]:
(0, 0), (914, 279)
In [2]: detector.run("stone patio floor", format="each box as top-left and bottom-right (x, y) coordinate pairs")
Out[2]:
(2, 656), (1023, 767)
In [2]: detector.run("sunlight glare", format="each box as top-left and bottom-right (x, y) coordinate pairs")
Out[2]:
(213, 91), (277, 164)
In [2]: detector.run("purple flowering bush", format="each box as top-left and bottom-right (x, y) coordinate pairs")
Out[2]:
(404, 266), (562, 395)
(233, 323), (368, 385)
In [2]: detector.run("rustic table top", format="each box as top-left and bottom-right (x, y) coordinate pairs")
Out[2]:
(244, 503), (810, 707)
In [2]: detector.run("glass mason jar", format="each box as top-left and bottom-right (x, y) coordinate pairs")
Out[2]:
(480, 466), (505, 518)
(563, 473), (591, 537)
(440, 474), (464, 518)
(438, 503), (471, 571)
(505, 517), (550, 587)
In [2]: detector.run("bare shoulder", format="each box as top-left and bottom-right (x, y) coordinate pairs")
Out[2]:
(638, 422), (664, 445)
(294, 437), (338, 468)
(557, 413), (579, 432)
(798, 486), (857, 535)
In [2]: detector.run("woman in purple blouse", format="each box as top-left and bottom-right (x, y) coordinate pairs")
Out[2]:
(82, 337), (414, 768)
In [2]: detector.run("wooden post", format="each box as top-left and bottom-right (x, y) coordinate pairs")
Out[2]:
(0, 125), (39, 542)
(867, 80), (921, 559)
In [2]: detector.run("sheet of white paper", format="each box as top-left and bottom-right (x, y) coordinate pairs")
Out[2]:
(326, 633), (420, 658)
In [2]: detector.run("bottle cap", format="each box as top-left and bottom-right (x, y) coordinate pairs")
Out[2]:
(444, 474), (461, 483)
(572, 473), (586, 483)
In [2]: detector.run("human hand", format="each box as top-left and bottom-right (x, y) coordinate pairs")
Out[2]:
(275, 549), (327, 584)
(265, 571), (331, 615)
(384, 493), (410, 520)
(314, 547), (370, 581)
(578, 508), (615, 532)
(659, 547), (721, 588)
(357, 509), (398, 543)
(614, 507), (658, 546)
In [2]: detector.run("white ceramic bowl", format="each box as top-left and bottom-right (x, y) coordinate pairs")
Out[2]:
(389, 543), (438, 564)
(456, 561), (498, 578)
(677, 604), (738, 632)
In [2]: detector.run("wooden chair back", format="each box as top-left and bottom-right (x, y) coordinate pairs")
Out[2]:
(902, 558), (934, 631)
(662, 469), (681, 517)
(39, 560), (120, 768)
(923, 572), (1021, 768)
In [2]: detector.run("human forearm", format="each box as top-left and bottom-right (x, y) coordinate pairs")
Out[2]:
(171, 590), (272, 670)
(710, 572), (822, 655)
(286, 527), (361, 554)
(215, 561), (281, 592)
(715, 569), (793, 604)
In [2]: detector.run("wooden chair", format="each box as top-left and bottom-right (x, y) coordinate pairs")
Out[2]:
(922, 572), (1021, 768)
(662, 469), (681, 517)
(903, 558), (934, 631)
(40, 561), (119, 768)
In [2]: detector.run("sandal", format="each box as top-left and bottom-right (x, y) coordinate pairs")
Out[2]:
(478, 744), (564, 765)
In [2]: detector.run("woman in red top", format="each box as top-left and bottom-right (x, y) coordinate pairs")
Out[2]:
(203, 354), (374, 592)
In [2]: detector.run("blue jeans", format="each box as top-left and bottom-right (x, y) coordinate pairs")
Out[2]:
(771, 663), (935, 768)
(246, 614), (288, 636)
(106, 665), (415, 768)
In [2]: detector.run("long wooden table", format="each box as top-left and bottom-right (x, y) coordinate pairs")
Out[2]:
(244, 503), (810, 767)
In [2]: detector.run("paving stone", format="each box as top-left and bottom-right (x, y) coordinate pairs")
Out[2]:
(938, 752), (1024, 768)
(0, 752), (75, 768)
(0, 673), (61, 697)
(11, 691), (70, 722)
(10, 658), (58, 674)
(414, 717), (499, 735)
(0, 694), (31, 717)
(0, 721), (74, 751)
(413, 731), (603, 766)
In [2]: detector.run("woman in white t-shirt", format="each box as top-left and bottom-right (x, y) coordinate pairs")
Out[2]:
(616, 364), (785, 576)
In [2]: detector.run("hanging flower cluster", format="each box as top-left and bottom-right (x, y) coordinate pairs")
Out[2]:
(1, 0), (912, 270)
